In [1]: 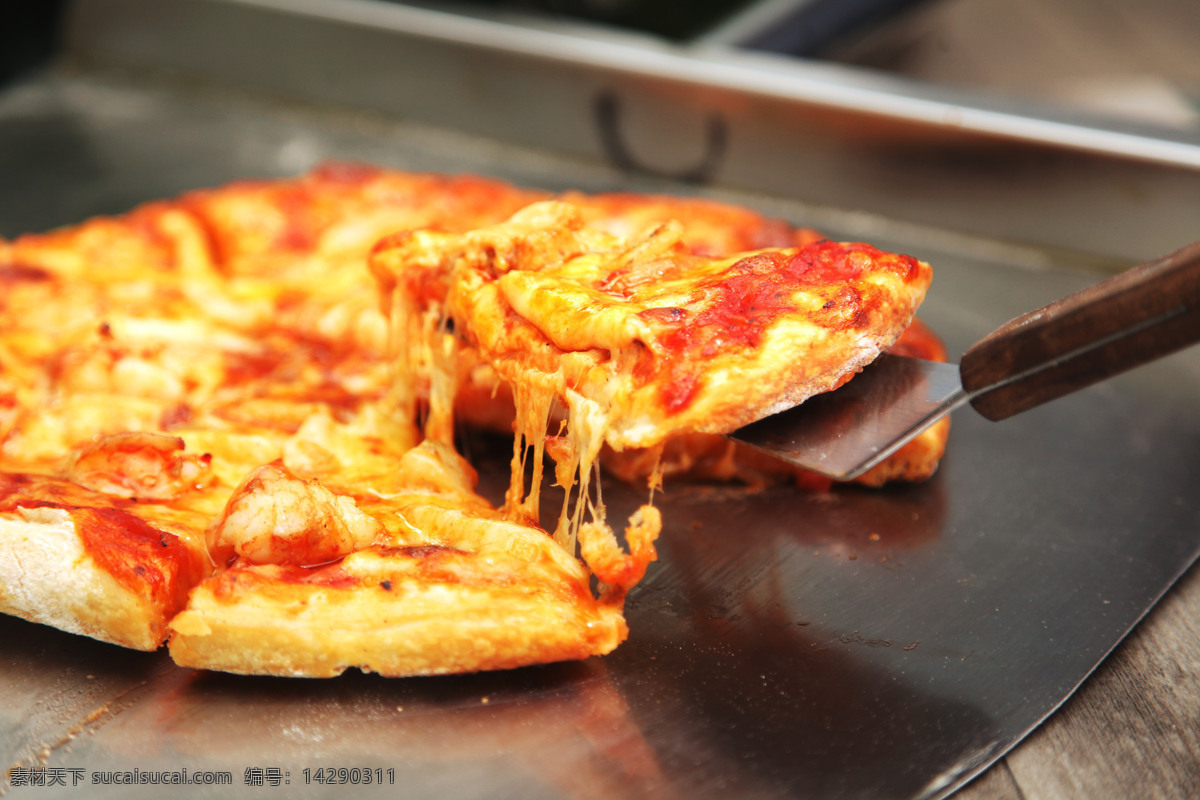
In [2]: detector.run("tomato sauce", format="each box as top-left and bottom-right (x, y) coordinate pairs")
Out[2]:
(0, 472), (112, 511)
(0, 473), (205, 608)
(268, 562), (361, 590)
(651, 241), (920, 412)
(73, 507), (203, 605)
(0, 262), (53, 285)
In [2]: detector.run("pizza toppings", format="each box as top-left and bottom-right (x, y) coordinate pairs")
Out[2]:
(207, 462), (386, 568)
(71, 505), (206, 612)
(69, 432), (215, 501)
(167, 440), (650, 677)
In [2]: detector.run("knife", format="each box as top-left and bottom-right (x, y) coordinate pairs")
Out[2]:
(731, 239), (1200, 480)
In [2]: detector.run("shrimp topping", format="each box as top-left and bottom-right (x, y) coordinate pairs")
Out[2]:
(208, 462), (385, 567)
(69, 432), (214, 501)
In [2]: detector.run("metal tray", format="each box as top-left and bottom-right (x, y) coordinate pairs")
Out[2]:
(2, 63), (1199, 800)
(60, 0), (1200, 262)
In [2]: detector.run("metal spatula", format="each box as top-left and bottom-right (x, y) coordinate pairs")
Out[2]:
(731, 240), (1200, 480)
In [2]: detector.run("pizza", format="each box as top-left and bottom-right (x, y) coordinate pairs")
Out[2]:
(370, 200), (934, 548)
(0, 163), (940, 677)
(598, 316), (952, 490)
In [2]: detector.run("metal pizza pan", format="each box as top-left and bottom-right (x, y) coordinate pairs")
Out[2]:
(1, 61), (1199, 800)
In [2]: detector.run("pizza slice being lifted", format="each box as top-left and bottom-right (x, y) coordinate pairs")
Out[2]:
(371, 200), (933, 546)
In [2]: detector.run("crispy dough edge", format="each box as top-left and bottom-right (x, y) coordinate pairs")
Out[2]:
(853, 416), (952, 487)
(167, 575), (628, 678)
(0, 508), (169, 651)
(602, 316), (914, 449)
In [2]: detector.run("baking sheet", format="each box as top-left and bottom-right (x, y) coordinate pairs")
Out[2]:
(2, 71), (1200, 800)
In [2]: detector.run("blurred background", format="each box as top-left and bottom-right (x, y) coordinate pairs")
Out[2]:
(6, 0), (1199, 131)
(364, 0), (1200, 135)
(453, 0), (1200, 134)
(2, 0), (1199, 260)
(820, 0), (1200, 133)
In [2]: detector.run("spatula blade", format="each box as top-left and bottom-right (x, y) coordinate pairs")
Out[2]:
(730, 354), (968, 481)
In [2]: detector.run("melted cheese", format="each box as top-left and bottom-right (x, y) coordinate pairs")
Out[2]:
(373, 204), (660, 556)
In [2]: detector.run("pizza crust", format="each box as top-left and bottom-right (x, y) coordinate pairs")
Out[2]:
(0, 507), (174, 650)
(168, 550), (628, 678)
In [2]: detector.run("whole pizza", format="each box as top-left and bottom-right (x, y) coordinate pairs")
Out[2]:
(0, 163), (945, 677)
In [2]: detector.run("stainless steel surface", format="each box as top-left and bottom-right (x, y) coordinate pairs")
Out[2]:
(732, 355), (967, 480)
(60, 0), (1200, 261)
(2, 70), (1200, 800)
(68, 0), (1200, 167)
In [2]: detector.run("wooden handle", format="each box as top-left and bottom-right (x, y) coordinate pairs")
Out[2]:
(960, 240), (1200, 421)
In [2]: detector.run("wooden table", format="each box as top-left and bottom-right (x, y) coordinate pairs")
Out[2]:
(961, 565), (1200, 799)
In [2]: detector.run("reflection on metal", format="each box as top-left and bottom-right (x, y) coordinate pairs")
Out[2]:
(594, 89), (728, 183)
(733, 355), (968, 479)
(65, 0), (1200, 170)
